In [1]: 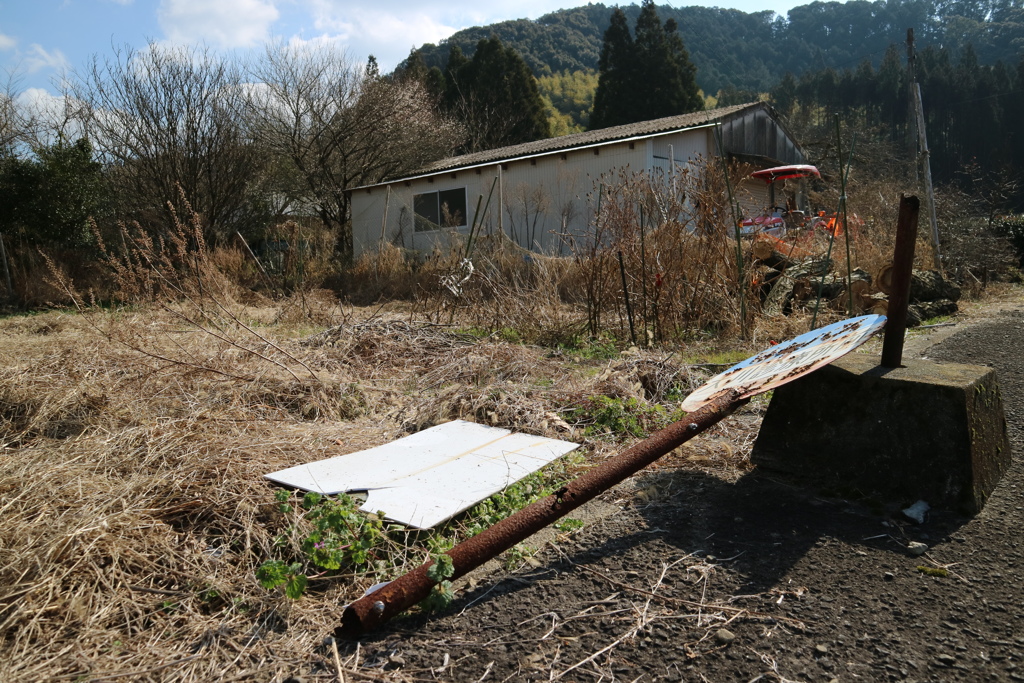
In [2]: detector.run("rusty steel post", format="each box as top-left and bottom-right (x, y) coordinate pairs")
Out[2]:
(337, 390), (745, 638)
(881, 195), (921, 368)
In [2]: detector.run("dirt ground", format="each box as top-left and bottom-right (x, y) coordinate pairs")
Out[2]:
(337, 297), (1024, 682)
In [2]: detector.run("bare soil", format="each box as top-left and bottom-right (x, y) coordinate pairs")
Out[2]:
(340, 297), (1024, 682)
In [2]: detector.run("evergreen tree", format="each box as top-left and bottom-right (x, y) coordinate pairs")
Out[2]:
(443, 37), (550, 151)
(590, 1), (702, 130)
(590, 9), (636, 129)
(0, 137), (106, 247)
(664, 18), (703, 113)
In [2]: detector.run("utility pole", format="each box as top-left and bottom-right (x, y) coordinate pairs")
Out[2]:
(906, 29), (919, 177)
(906, 28), (942, 269)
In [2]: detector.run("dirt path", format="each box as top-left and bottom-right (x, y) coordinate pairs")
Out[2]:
(338, 296), (1024, 682)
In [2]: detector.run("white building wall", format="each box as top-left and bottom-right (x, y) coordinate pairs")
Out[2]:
(351, 127), (747, 258)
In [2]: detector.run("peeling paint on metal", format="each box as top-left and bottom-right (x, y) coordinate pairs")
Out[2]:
(681, 314), (887, 412)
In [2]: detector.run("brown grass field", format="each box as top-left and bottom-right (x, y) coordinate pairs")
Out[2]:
(1, 175), (1014, 680)
(0, 285), (777, 681)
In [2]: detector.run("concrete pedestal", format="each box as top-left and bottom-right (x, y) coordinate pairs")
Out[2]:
(750, 353), (1011, 513)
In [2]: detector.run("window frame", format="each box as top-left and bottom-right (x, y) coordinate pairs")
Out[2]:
(412, 186), (469, 232)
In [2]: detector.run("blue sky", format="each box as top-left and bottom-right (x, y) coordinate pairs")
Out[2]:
(2, 0), (809, 100)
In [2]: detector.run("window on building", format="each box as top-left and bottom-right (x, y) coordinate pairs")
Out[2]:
(413, 188), (468, 232)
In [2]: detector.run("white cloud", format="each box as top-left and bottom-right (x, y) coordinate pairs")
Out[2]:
(23, 44), (69, 74)
(158, 0), (280, 48)
(0, 33), (16, 52)
(301, 2), (459, 69)
(293, 0), (590, 70)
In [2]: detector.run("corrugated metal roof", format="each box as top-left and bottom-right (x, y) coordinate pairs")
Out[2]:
(374, 102), (764, 186)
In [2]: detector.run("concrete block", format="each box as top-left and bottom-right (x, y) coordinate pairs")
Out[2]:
(750, 353), (1011, 513)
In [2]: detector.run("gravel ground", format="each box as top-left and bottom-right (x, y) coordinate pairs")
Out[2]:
(336, 301), (1024, 682)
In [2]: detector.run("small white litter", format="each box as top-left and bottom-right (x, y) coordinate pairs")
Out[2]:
(902, 500), (930, 524)
(265, 420), (579, 529)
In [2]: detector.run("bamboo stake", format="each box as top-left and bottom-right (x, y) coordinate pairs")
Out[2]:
(811, 122), (856, 330)
(378, 185), (392, 248)
(0, 231), (12, 298)
(714, 124), (747, 340)
(464, 194), (483, 259)
(618, 251), (637, 347)
(235, 231), (279, 296)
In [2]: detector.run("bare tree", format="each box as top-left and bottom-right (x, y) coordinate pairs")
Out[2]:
(0, 74), (37, 157)
(73, 42), (273, 243)
(245, 42), (462, 260)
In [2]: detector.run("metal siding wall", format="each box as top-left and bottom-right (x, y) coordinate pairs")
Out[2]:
(351, 190), (387, 258)
(351, 115), (805, 258)
(498, 142), (646, 253)
(737, 178), (770, 219)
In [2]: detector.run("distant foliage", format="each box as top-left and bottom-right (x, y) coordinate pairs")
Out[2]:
(771, 43), (1024, 209)
(0, 137), (105, 247)
(591, 2), (702, 129)
(400, 36), (550, 153)
(410, 1), (1024, 98)
(537, 69), (598, 134)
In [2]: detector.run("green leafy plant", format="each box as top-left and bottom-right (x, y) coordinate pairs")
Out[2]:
(554, 517), (585, 533)
(426, 553), (454, 582)
(464, 471), (556, 536)
(256, 560), (308, 599)
(568, 395), (682, 438)
(257, 491), (390, 598)
(419, 551), (457, 613)
(503, 543), (536, 570)
(557, 333), (619, 360)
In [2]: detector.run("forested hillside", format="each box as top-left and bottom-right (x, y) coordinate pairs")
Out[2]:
(411, 0), (1024, 96)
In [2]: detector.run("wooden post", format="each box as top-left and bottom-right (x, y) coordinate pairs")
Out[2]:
(881, 195), (921, 369)
(907, 28), (941, 270)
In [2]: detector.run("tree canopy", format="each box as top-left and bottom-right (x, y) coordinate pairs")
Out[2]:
(590, 2), (702, 129)
(411, 0), (1024, 97)
(400, 37), (552, 152)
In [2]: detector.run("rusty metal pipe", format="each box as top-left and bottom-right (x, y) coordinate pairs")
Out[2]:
(337, 390), (745, 638)
(881, 194), (921, 368)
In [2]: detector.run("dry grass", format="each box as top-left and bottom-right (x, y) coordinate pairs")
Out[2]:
(3, 161), (1015, 680)
(0, 290), (766, 681)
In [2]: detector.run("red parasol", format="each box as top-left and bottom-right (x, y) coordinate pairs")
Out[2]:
(751, 164), (821, 184)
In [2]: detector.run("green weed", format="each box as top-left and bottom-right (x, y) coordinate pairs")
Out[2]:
(503, 543), (536, 570)
(257, 491), (393, 598)
(557, 333), (619, 361)
(554, 517), (585, 533)
(680, 349), (750, 366)
(568, 395), (683, 438)
(916, 565), (949, 577)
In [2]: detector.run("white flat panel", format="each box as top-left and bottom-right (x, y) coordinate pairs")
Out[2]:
(265, 420), (579, 529)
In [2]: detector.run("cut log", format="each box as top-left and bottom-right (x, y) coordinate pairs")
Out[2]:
(860, 293), (888, 316)
(876, 267), (961, 302)
(841, 278), (872, 314)
(908, 299), (958, 325)
(750, 236), (813, 270)
(875, 264), (894, 295)
(909, 270), (961, 302)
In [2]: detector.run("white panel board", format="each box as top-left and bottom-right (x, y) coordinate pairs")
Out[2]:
(265, 420), (579, 529)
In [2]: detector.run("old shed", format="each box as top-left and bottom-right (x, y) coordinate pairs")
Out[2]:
(349, 101), (808, 258)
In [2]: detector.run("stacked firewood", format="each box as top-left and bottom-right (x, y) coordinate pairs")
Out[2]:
(750, 235), (960, 325)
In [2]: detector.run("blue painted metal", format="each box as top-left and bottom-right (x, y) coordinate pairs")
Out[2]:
(681, 314), (887, 412)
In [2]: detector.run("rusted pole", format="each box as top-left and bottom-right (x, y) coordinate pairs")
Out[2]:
(881, 195), (920, 368)
(337, 390), (745, 638)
